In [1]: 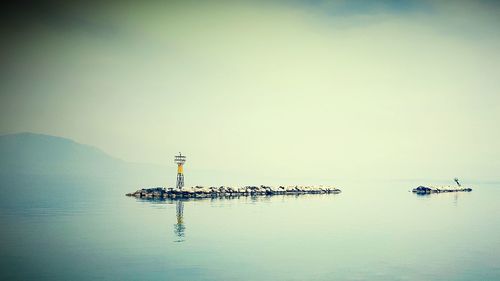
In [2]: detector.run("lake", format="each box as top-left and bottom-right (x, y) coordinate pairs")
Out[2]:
(1, 177), (499, 280)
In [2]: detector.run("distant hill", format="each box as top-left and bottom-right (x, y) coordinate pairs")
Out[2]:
(0, 133), (163, 181)
(0, 132), (125, 177)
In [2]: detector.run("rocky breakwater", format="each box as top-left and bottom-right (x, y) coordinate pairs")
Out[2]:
(412, 185), (472, 195)
(126, 185), (341, 199)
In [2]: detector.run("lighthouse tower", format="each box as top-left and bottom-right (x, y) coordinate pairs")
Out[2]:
(174, 153), (186, 189)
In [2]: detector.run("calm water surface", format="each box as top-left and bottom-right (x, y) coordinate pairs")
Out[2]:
(1, 178), (499, 280)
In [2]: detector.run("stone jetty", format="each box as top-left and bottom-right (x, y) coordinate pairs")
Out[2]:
(412, 185), (472, 195)
(126, 185), (341, 199)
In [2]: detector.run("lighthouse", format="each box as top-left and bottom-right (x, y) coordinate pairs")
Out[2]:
(174, 153), (186, 189)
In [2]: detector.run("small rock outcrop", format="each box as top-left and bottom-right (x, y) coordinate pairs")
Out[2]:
(412, 185), (472, 194)
(126, 185), (341, 199)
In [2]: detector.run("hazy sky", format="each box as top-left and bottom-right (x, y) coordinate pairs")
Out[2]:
(1, 0), (499, 182)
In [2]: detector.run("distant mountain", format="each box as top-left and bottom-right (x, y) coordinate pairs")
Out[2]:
(0, 132), (124, 177)
(0, 133), (163, 181)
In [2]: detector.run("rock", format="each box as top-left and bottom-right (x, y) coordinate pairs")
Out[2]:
(126, 184), (341, 199)
(412, 185), (472, 194)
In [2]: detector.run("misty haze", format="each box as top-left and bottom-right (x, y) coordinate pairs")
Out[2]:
(1, 1), (499, 280)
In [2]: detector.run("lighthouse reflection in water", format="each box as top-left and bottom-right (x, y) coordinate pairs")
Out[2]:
(174, 200), (185, 242)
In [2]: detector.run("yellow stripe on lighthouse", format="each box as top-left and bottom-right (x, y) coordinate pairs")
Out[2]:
(175, 152), (186, 190)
